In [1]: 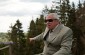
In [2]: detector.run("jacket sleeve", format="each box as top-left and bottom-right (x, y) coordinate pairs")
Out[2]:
(53, 29), (73, 55)
(33, 32), (44, 41)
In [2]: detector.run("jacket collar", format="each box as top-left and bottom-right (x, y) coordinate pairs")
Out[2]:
(43, 24), (63, 38)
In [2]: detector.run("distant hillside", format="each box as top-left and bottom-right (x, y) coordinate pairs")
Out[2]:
(0, 33), (7, 37)
(0, 33), (9, 42)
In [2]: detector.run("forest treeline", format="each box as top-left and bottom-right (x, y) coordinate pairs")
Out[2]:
(0, 0), (85, 55)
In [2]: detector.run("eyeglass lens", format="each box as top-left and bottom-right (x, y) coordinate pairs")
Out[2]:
(45, 19), (54, 23)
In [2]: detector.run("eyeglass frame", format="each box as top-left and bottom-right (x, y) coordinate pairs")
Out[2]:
(44, 19), (57, 23)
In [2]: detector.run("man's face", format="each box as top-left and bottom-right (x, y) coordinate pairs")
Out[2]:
(45, 15), (59, 30)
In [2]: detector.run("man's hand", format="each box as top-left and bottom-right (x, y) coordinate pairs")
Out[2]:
(29, 38), (35, 43)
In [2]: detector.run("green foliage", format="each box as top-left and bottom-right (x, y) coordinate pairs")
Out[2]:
(26, 20), (36, 55)
(66, 2), (76, 29)
(8, 20), (26, 55)
(59, 0), (71, 25)
(78, 0), (82, 9)
(71, 1), (85, 55)
(0, 44), (9, 55)
(26, 14), (45, 55)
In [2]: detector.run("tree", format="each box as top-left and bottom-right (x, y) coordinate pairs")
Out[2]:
(9, 20), (26, 55)
(78, 0), (82, 9)
(26, 14), (45, 55)
(66, 2), (76, 28)
(71, 1), (85, 55)
(42, 0), (61, 14)
(26, 20), (36, 55)
(34, 15), (45, 54)
(59, 0), (71, 25)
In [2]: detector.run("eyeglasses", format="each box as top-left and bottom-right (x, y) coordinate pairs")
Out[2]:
(45, 19), (57, 23)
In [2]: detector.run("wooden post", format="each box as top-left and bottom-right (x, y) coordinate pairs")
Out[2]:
(9, 45), (12, 55)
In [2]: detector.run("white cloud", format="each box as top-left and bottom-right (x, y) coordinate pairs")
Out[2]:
(20, 0), (50, 3)
(0, 1), (44, 16)
(0, 0), (80, 32)
(0, 15), (39, 32)
(0, 0), (46, 32)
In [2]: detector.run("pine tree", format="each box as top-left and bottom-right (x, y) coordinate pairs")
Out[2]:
(26, 20), (36, 55)
(35, 15), (45, 34)
(34, 15), (45, 54)
(71, 1), (85, 55)
(78, 0), (82, 9)
(66, 2), (76, 29)
(42, 1), (60, 14)
(42, 5), (49, 15)
(9, 20), (26, 55)
(26, 14), (45, 55)
(59, 0), (71, 25)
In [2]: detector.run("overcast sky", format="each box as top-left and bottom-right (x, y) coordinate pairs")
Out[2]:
(0, 0), (81, 32)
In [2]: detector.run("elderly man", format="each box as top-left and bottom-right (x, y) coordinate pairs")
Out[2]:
(29, 13), (73, 55)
